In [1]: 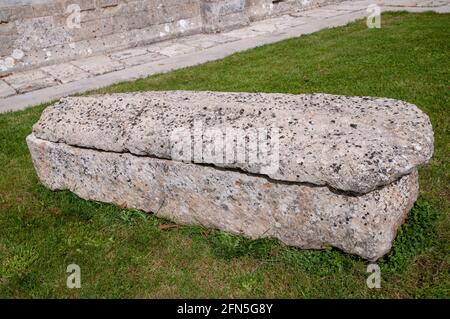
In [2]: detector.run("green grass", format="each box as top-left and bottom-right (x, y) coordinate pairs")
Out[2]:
(0, 12), (449, 298)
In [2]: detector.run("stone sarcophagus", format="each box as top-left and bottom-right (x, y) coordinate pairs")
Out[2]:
(27, 91), (434, 260)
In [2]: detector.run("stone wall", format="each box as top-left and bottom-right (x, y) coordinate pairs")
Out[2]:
(245, 0), (345, 21)
(0, 0), (347, 73)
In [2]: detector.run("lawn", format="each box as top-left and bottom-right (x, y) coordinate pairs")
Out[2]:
(0, 12), (449, 298)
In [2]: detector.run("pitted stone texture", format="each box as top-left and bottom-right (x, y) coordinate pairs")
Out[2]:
(71, 55), (125, 76)
(109, 48), (149, 61)
(32, 91), (434, 194)
(118, 52), (168, 67)
(27, 134), (419, 261)
(291, 8), (351, 18)
(201, 0), (250, 33)
(147, 42), (198, 57)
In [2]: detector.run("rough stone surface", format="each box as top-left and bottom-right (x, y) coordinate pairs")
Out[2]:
(117, 52), (168, 67)
(0, 0), (346, 74)
(41, 63), (91, 84)
(27, 134), (420, 261)
(32, 91), (434, 194)
(293, 7), (351, 18)
(1, 0), (448, 103)
(378, 0), (449, 7)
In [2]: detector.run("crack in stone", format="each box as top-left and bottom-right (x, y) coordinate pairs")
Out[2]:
(33, 135), (410, 198)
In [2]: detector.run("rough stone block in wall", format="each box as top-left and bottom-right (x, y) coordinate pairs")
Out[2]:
(245, 0), (299, 21)
(79, 7), (101, 22)
(77, 0), (97, 12)
(202, 0), (250, 32)
(244, 0), (273, 21)
(27, 91), (434, 260)
(153, 7), (177, 24)
(110, 1), (149, 30)
(31, 2), (63, 18)
(206, 0), (246, 15)
(32, 91), (434, 194)
(14, 16), (71, 50)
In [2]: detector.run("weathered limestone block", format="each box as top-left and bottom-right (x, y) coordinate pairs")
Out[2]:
(98, 0), (119, 9)
(0, 8), (11, 23)
(28, 91), (434, 260)
(33, 91), (434, 193)
(0, 4), (34, 22)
